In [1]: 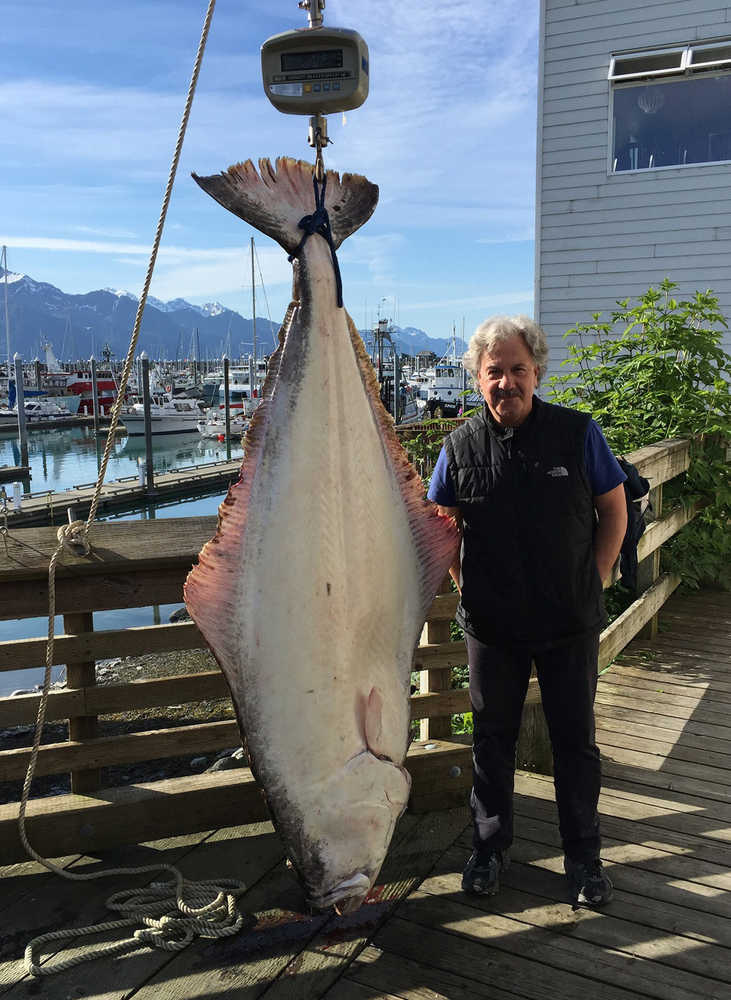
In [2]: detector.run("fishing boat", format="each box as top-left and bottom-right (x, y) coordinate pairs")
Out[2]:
(121, 392), (203, 436)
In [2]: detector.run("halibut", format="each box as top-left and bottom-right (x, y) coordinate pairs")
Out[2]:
(184, 158), (458, 914)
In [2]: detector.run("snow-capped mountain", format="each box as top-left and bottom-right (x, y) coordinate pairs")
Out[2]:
(0, 271), (451, 361)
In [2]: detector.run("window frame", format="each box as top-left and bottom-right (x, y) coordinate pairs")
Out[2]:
(608, 39), (731, 175)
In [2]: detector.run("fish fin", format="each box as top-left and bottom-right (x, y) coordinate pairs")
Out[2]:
(364, 686), (385, 757)
(345, 312), (460, 616)
(192, 157), (378, 254)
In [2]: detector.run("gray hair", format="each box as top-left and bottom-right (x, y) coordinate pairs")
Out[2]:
(463, 315), (549, 383)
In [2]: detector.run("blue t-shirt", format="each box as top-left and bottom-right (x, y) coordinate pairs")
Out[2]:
(427, 418), (626, 506)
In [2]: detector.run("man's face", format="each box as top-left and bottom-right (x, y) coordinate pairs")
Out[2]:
(476, 334), (539, 428)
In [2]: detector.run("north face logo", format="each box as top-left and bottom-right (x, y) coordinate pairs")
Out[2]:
(547, 466), (568, 477)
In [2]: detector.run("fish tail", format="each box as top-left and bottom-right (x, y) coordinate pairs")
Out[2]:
(192, 157), (378, 254)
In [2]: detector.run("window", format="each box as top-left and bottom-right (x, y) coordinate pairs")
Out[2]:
(610, 41), (731, 171)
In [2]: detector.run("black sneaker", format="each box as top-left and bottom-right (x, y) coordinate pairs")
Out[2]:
(461, 849), (508, 896)
(564, 856), (613, 907)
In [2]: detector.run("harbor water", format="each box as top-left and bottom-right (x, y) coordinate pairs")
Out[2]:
(0, 423), (244, 696)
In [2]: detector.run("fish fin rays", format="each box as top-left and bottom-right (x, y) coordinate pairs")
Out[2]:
(345, 313), (460, 617)
(192, 157), (378, 254)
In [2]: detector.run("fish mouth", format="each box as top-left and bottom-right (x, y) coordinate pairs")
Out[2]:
(310, 872), (371, 914)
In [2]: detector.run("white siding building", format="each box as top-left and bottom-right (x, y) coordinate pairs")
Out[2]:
(535, 0), (731, 377)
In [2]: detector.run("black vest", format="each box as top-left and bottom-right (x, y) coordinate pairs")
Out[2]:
(445, 397), (605, 645)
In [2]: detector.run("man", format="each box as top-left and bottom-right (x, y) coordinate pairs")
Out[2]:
(427, 315), (627, 907)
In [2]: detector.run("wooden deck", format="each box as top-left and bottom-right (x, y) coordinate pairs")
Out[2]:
(1, 588), (729, 999)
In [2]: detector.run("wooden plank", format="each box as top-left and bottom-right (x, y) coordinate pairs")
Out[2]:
(0, 720), (241, 780)
(399, 884), (725, 1000)
(0, 518), (216, 581)
(0, 769), (270, 863)
(494, 835), (731, 948)
(499, 813), (731, 920)
(602, 664), (731, 702)
(0, 620), (207, 673)
(2, 821), (286, 996)
(374, 916), (650, 1000)
(63, 611), (100, 794)
(594, 687), (731, 731)
(0, 669), (226, 727)
(0, 743), (471, 862)
(0, 827), (223, 992)
(407, 740), (472, 812)
(255, 808), (471, 1000)
(123, 809), (466, 1000)
(601, 751), (731, 802)
(603, 664), (731, 701)
(598, 573), (681, 670)
(594, 702), (731, 756)
(0, 566), (188, 619)
(599, 673), (727, 716)
(596, 724), (731, 774)
(0, 680), (468, 734)
(347, 945), (522, 1000)
(515, 769), (731, 846)
(511, 777), (731, 870)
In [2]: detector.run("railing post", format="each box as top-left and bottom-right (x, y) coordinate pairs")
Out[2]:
(419, 576), (453, 741)
(637, 483), (663, 639)
(63, 611), (101, 793)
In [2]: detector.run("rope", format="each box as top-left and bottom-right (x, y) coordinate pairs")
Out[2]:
(287, 173), (344, 308)
(18, 0), (247, 977)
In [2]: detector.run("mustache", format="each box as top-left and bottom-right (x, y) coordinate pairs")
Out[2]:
(495, 389), (522, 399)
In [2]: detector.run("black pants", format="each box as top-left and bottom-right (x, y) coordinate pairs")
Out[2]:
(466, 630), (601, 863)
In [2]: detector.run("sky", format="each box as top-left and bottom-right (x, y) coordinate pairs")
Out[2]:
(1, 0), (539, 342)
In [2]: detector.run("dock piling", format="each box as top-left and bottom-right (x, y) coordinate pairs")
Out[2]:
(141, 354), (155, 494)
(223, 355), (231, 458)
(90, 355), (100, 437)
(13, 354), (29, 471)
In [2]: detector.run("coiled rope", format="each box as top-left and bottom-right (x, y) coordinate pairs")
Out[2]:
(18, 0), (247, 976)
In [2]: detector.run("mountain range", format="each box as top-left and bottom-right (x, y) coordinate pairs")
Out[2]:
(0, 271), (455, 363)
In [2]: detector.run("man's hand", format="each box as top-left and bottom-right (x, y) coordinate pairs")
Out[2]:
(435, 504), (463, 593)
(594, 484), (627, 586)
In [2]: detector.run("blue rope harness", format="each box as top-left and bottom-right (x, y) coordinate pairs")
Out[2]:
(287, 173), (344, 308)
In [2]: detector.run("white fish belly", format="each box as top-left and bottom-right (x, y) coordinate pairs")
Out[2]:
(222, 259), (420, 897)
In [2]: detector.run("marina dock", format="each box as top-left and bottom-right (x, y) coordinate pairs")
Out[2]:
(1, 588), (729, 999)
(3, 456), (242, 526)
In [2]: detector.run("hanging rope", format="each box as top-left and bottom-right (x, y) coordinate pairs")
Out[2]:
(18, 0), (247, 977)
(287, 173), (344, 308)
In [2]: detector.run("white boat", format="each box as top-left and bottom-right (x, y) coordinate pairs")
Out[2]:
(0, 398), (75, 425)
(197, 409), (248, 439)
(121, 393), (203, 435)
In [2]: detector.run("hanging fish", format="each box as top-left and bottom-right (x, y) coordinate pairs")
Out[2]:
(184, 158), (458, 914)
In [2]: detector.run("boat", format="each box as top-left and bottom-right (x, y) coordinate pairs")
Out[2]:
(197, 409), (248, 439)
(41, 341), (120, 414)
(0, 398), (75, 426)
(423, 326), (474, 418)
(121, 392), (203, 436)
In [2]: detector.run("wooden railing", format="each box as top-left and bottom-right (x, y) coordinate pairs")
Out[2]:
(0, 437), (695, 861)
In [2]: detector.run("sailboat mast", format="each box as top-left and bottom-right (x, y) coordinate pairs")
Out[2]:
(2, 246), (10, 385)
(250, 236), (257, 365)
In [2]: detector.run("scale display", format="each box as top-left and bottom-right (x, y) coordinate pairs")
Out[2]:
(261, 27), (369, 115)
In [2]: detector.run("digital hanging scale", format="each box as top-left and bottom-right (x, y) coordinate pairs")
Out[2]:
(261, 26), (369, 115)
(261, 0), (368, 145)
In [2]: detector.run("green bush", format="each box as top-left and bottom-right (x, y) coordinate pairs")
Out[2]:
(548, 279), (731, 590)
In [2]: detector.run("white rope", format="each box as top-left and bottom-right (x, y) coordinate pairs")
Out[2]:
(18, 0), (247, 977)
